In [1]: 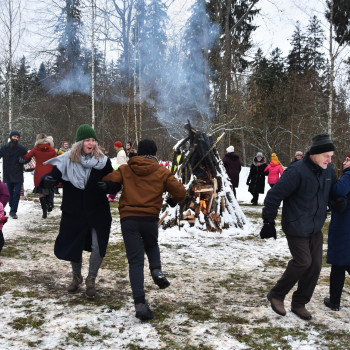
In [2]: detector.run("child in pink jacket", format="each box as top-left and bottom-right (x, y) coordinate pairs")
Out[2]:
(264, 153), (284, 187)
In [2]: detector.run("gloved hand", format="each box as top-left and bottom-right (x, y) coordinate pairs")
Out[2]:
(166, 197), (177, 208)
(97, 181), (108, 193)
(246, 180), (250, 186)
(43, 176), (56, 188)
(0, 216), (8, 224)
(19, 157), (27, 164)
(329, 196), (347, 214)
(260, 219), (276, 239)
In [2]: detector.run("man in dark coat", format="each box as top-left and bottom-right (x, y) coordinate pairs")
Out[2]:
(246, 152), (268, 205)
(260, 134), (337, 321)
(222, 145), (241, 198)
(0, 131), (28, 219)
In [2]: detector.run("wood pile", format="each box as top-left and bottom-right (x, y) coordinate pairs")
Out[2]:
(160, 122), (246, 232)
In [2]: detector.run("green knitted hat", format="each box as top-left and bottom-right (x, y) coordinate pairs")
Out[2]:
(75, 124), (97, 142)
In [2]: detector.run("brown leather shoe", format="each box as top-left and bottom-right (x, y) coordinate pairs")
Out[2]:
(291, 305), (312, 320)
(267, 293), (286, 316)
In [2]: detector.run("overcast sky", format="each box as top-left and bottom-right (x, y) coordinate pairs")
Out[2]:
(168, 0), (329, 56)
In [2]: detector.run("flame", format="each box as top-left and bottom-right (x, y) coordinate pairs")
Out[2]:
(200, 200), (207, 210)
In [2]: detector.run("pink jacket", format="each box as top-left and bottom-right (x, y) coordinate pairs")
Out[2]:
(264, 162), (284, 185)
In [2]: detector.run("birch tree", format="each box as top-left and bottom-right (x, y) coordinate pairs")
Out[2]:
(0, 0), (24, 132)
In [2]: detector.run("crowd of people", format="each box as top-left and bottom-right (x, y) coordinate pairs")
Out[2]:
(0, 127), (349, 323)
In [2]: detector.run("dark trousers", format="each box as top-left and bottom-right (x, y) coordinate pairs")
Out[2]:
(329, 265), (350, 304)
(270, 231), (323, 307)
(6, 182), (22, 216)
(251, 192), (259, 204)
(0, 230), (4, 253)
(121, 219), (161, 303)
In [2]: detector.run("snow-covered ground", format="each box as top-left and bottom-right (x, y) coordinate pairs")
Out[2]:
(0, 167), (349, 349)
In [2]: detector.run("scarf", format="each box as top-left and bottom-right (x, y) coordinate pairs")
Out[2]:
(44, 151), (107, 190)
(140, 155), (159, 162)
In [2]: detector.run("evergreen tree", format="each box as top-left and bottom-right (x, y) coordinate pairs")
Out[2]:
(326, 0), (350, 45)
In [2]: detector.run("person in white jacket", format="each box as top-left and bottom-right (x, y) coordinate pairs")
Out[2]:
(108, 141), (127, 202)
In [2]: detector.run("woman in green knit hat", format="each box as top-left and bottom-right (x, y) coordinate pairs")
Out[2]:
(41, 124), (120, 298)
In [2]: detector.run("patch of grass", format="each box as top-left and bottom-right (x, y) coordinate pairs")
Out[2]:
(11, 290), (40, 299)
(10, 315), (45, 330)
(153, 302), (176, 322)
(184, 302), (212, 321)
(0, 271), (28, 295)
(66, 326), (101, 345)
(101, 241), (127, 275)
(265, 257), (288, 268)
(228, 326), (308, 349)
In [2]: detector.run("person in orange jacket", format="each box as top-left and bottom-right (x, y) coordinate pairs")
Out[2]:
(264, 153), (284, 187)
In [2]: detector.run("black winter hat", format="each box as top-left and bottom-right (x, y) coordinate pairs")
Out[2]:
(9, 130), (20, 139)
(137, 139), (157, 156)
(309, 134), (335, 155)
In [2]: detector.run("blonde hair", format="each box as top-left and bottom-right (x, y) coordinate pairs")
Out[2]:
(69, 140), (105, 163)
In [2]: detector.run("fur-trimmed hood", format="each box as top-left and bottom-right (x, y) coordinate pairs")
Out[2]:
(35, 136), (54, 148)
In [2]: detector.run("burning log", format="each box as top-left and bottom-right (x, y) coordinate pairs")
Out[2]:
(161, 123), (246, 232)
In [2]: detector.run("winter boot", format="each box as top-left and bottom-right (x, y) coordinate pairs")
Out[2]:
(135, 302), (154, 321)
(324, 297), (340, 311)
(39, 197), (48, 219)
(151, 269), (170, 289)
(85, 274), (97, 298)
(67, 273), (83, 293)
(267, 292), (286, 316)
(46, 193), (54, 212)
(291, 305), (312, 320)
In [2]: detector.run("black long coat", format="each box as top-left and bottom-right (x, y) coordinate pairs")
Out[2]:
(222, 153), (241, 188)
(42, 158), (120, 263)
(247, 157), (268, 194)
(0, 142), (28, 183)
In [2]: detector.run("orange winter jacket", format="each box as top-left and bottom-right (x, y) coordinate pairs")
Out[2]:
(102, 156), (186, 219)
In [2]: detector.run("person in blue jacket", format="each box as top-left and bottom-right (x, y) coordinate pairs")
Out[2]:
(324, 153), (350, 311)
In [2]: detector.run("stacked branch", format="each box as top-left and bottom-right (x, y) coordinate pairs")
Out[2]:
(161, 122), (246, 232)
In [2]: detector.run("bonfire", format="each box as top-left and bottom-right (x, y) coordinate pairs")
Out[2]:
(159, 122), (247, 232)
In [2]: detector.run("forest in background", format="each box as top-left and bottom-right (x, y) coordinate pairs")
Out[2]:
(0, 0), (349, 171)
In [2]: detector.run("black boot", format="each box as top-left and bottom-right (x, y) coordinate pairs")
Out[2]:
(46, 193), (54, 212)
(39, 197), (47, 218)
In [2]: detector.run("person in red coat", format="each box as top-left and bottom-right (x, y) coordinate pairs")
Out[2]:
(21, 134), (57, 218)
(222, 145), (241, 198)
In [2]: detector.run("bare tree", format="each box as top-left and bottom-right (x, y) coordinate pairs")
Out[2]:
(0, 0), (24, 132)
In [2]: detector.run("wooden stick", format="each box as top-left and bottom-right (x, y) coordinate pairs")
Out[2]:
(158, 211), (168, 226)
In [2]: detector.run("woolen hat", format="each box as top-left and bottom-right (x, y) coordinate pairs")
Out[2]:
(9, 130), (20, 139)
(256, 152), (263, 158)
(138, 139), (157, 156)
(114, 141), (123, 148)
(226, 146), (234, 153)
(309, 134), (335, 155)
(271, 153), (278, 161)
(295, 151), (303, 157)
(75, 124), (97, 142)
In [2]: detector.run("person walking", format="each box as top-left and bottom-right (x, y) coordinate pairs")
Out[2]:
(246, 152), (268, 205)
(21, 134), (57, 218)
(324, 153), (350, 311)
(0, 131), (29, 219)
(260, 134), (337, 320)
(222, 146), (241, 198)
(102, 139), (186, 321)
(41, 124), (120, 298)
(264, 153), (284, 187)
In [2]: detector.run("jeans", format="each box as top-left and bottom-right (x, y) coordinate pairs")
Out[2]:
(6, 182), (22, 216)
(121, 219), (161, 303)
